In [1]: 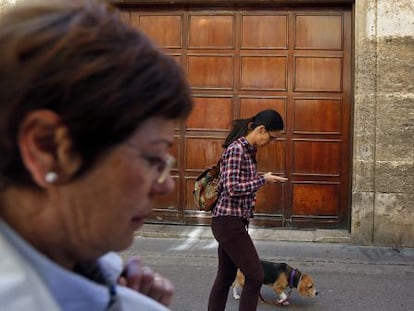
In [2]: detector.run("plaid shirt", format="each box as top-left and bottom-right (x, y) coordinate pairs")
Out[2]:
(212, 136), (265, 219)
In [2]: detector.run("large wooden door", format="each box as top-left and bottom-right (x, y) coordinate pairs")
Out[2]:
(119, 4), (352, 229)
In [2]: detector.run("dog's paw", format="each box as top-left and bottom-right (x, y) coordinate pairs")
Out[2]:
(276, 292), (289, 306)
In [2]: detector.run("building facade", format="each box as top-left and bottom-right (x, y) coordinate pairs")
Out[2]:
(2, 0), (412, 247)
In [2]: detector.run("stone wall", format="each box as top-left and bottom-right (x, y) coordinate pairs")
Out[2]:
(353, 0), (414, 247)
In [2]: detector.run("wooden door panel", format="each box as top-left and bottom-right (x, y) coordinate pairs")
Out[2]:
(240, 56), (287, 90)
(138, 15), (183, 48)
(294, 56), (343, 92)
(189, 15), (234, 48)
(292, 183), (340, 216)
(241, 15), (288, 49)
(292, 140), (341, 176)
(187, 55), (234, 89)
(295, 15), (343, 50)
(293, 98), (342, 134)
(256, 141), (286, 174)
(186, 138), (223, 169)
(187, 96), (233, 130)
(256, 183), (285, 214)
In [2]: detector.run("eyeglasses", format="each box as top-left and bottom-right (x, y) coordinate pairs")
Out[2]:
(126, 142), (176, 184)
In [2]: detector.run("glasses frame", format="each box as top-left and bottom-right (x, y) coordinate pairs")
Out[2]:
(267, 131), (278, 142)
(126, 142), (176, 184)
(156, 154), (175, 184)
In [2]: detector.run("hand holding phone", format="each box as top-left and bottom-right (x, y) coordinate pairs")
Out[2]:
(263, 172), (288, 183)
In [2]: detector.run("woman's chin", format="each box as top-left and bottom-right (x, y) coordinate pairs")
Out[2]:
(114, 220), (143, 251)
(115, 235), (135, 252)
(131, 217), (144, 230)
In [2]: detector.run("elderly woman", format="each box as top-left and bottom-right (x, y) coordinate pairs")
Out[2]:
(0, 0), (192, 310)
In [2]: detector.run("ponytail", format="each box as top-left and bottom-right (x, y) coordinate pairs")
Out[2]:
(222, 117), (254, 148)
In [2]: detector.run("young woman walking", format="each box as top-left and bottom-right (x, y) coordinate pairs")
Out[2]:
(208, 109), (287, 311)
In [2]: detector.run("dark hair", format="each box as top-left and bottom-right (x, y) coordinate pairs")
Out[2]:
(0, 0), (193, 188)
(223, 109), (283, 148)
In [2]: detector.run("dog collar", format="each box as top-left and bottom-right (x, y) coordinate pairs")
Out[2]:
(291, 268), (304, 288)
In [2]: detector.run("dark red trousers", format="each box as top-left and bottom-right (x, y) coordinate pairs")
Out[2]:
(208, 216), (264, 311)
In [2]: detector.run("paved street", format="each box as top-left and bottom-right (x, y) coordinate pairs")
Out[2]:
(121, 231), (414, 311)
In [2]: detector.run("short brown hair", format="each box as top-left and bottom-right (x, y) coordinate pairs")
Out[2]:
(0, 0), (193, 188)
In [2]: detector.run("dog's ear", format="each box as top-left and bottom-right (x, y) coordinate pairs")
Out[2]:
(273, 273), (288, 294)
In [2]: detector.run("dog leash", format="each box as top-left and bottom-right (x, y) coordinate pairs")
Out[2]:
(289, 269), (297, 288)
(241, 217), (249, 230)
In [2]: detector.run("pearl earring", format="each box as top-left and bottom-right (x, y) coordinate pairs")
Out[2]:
(45, 172), (58, 183)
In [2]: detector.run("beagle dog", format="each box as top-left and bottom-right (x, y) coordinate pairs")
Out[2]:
(232, 261), (318, 306)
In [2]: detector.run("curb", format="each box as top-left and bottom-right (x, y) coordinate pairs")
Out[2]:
(135, 224), (353, 244)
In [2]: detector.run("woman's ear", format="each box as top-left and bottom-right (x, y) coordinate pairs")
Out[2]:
(254, 125), (266, 134)
(18, 110), (81, 187)
(54, 126), (82, 179)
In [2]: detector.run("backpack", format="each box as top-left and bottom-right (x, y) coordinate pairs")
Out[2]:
(193, 162), (220, 212)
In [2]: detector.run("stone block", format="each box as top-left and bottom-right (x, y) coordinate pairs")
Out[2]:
(351, 191), (375, 245)
(376, 96), (414, 162)
(377, 36), (414, 92)
(352, 160), (375, 192)
(375, 161), (414, 193)
(373, 192), (414, 247)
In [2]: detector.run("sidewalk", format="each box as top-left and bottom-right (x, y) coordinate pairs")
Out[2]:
(136, 223), (353, 244)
